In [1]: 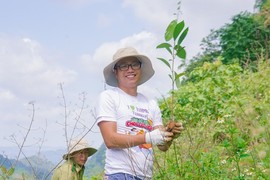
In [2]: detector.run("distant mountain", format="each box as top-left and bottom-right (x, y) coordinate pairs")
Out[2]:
(20, 155), (55, 179)
(40, 149), (65, 164)
(85, 143), (106, 178)
(0, 154), (54, 179)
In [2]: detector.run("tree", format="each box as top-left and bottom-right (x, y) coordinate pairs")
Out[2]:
(184, 8), (270, 76)
(184, 29), (221, 83)
(218, 12), (270, 69)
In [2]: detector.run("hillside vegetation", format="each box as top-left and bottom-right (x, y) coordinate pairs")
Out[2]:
(0, 154), (54, 180)
(152, 0), (270, 179)
(154, 60), (270, 179)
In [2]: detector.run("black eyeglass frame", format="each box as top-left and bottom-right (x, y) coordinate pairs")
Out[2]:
(114, 61), (142, 71)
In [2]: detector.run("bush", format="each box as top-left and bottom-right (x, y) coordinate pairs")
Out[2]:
(155, 60), (270, 179)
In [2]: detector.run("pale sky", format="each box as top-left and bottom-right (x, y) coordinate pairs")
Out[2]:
(0, 0), (255, 157)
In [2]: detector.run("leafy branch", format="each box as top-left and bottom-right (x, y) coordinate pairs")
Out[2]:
(156, 13), (189, 121)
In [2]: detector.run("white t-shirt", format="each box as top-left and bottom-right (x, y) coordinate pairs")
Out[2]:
(94, 87), (163, 179)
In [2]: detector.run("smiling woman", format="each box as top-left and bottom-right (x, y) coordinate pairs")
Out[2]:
(115, 57), (143, 93)
(51, 138), (97, 180)
(94, 47), (183, 179)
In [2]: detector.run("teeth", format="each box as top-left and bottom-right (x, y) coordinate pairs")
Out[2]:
(127, 74), (135, 77)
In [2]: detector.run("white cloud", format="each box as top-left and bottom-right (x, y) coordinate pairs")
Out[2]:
(122, 0), (177, 29)
(0, 89), (16, 101)
(0, 35), (83, 149)
(0, 37), (44, 74)
(0, 36), (77, 97)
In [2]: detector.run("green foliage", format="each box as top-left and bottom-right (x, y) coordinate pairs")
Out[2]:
(0, 166), (15, 179)
(157, 19), (189, 90)
(154, 60), (270, 179)
(255, 0), (269, 11)
(85, 143), (106, 179)
(160, 60), (243, 126)
(185, 4), (270, 75)
(218, 12), (270, 69)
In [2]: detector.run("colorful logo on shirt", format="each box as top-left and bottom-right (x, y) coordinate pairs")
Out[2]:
(126, 105), (153, 131)
(126, 117), (153, 131)
(126, 104), (154, 149)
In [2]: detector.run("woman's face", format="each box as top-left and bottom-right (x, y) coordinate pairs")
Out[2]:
(114, 57), (142, 89)
(72, 149), (89, 166)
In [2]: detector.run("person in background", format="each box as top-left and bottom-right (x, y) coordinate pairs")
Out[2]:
(94, 47), (184, 180)
(51, 138), (97, 180)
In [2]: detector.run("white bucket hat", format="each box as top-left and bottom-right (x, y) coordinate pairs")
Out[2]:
(63, 138), (97, 160)
(103, 47), (155, 87)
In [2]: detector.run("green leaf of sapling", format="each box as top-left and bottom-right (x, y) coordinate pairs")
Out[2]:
(173, 20), (185, 40)
(157, 43), (172, 55)
(157, 57), (171, 69)
(7, 167), (15, 176)
(177, 27), (189, 45)
(165, 20), (177, 41)
(175, 46), (186, 59)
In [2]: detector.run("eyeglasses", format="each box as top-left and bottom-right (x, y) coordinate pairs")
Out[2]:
(73, 150), (89, 158)
(114, 61), (142, 71)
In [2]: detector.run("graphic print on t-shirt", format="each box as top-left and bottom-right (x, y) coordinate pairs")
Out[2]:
(126, 104), (153, 149)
